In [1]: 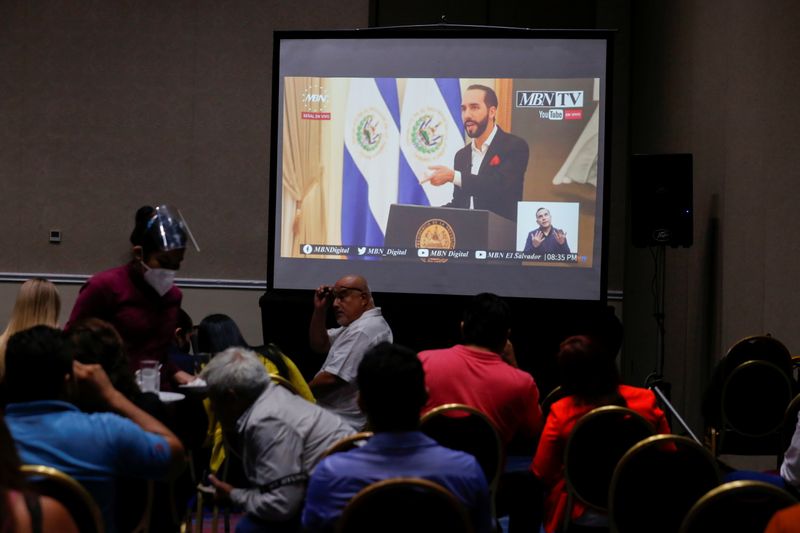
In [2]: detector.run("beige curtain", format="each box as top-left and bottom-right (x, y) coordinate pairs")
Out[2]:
(281, 77), (327, 257)
(496, 78), (514, 132)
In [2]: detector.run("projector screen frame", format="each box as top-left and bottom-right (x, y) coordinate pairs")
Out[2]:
(267, 26), (614, 304)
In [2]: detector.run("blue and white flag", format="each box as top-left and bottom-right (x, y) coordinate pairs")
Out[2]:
(399, 78), (464, 207)
(341, 78), (401, 246)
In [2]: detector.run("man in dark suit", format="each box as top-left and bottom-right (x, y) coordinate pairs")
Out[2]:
(424, 84), (530, 222)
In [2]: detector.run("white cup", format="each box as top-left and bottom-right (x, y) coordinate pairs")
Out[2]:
(138, 360), (160, 393)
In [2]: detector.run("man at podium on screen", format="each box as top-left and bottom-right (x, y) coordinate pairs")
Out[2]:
(423, 84), (529, 222)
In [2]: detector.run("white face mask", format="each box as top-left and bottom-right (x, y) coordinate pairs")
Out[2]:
(142, 263), (176, 297)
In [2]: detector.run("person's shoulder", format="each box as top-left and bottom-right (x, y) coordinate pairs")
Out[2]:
(619, 384), (656, 402)
(86, 264), (130, 286)
(429, 442), (487, 477)
(496, 127), (529, 149)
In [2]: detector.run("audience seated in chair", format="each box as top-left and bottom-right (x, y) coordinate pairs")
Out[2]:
(0, 414), (79, 533)
(308, 275), (393, 431)
(196, 313), (314, 475)
(418, 292), (543, 532)
(200, 347), (353, 533)
(532, 335), (670, 533)
(302, 342), (491, 533)
(0, 277), (61, 384)
(3, 325), (185, 533)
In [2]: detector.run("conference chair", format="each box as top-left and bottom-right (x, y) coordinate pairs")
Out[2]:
(679, 480), (797, 533)
(21, 464), (105, 533)
(420, 403), (504, 526)
(319, 432), (374, 460)
(608, 435), (720, 533)
(336, 477), (474, 533)
(540, 385), (567, 420)
(562, 406), (656, 531)
(705, 335), (795, 456)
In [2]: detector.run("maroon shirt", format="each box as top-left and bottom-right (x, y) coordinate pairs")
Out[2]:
(66, 263), (182, 388)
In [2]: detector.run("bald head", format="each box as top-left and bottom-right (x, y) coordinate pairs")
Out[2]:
(332, 274), (374, 326)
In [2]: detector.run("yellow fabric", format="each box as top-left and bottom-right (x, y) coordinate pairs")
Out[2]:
(205, 352), (314, 473)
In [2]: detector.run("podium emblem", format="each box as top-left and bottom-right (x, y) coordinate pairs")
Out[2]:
(415, 219), (456, 263)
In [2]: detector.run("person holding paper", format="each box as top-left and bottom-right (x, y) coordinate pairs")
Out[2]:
(423, 84), (529, 222)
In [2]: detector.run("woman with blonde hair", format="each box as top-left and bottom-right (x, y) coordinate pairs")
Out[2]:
(0, 278), (60, 380)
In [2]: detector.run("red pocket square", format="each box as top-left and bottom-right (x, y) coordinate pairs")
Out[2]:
(489, 154), (501, 166)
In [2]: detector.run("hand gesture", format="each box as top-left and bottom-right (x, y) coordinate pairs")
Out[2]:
(73, 361), (117, 403)
(422, 166), (455, 186)
(531, 231), (544, 248)
(207, 474), (234, 503)
(555, 230), (567, 245)
(501, 340), (519, 368)
(313, 285), (332, 310)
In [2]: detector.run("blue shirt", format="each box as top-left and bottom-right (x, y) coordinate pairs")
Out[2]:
(5, 400), (172, 533)
(301, 431), (491, 533)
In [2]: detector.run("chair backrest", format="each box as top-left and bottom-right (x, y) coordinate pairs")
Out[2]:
(721, 359), (794, 438)
(724, 335), (792, 372)
(21, 464), (105, 533)
(564, 406), (656, 513)
(679, 480), (798, 533)
(336, 477), (474, 533)
(609, 435), (720, 533)
(540, 385), (567, 419)
(319, 432), (374, 460)
(420, 403), (504, 491)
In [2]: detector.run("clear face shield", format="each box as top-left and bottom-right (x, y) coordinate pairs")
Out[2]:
(145, 204), (201, 253)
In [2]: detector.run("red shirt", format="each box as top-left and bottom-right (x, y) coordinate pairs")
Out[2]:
(418, 344), (543, 445)
(531, 385), (671, 533)
(66, 264), (182, 386)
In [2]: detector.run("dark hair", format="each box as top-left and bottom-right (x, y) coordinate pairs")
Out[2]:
(0, 414), (26, 529)
(357, 342), (427, 432)
(129, 205), (157, 255)
(196, 314), (289, 377)
(558, 335), (625, 407)
(67, 318), (140, 406)
(176, 309), (193, 333)
(461, 293), (510, 353)
(5, 326), (72, 402)
(466, 84), (499, 110)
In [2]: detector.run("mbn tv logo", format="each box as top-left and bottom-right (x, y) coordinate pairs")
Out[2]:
(516, 91), (584, 108)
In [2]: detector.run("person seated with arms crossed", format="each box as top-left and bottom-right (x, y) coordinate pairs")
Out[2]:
(531, 335), (670, 533)
(302, 342), (491, 533)
(201, 347), (353, 533)
(3, 325), (184, 533)
(309, 274), (392, 430)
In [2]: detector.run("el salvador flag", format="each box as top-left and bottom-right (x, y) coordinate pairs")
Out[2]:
(399, 78), (463, 207)
(341, 78), (400, 247)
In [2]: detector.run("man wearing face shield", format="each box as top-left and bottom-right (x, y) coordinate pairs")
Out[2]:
(67, 205), (197, 389)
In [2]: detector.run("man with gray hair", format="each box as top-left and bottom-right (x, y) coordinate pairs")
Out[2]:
(203, 347), (353, 532)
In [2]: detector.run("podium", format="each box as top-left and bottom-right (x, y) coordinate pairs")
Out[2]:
(385, 204), (516, 250)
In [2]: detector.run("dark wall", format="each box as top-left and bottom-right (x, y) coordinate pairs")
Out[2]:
(0, 0), (368, 280)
